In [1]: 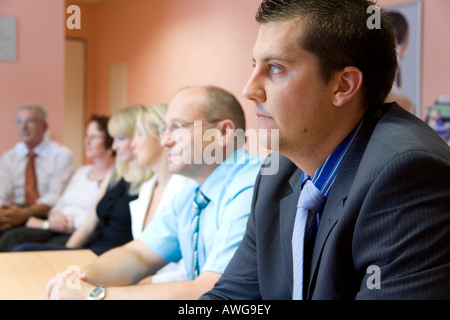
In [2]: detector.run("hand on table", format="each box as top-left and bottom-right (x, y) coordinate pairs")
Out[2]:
(46, 268), (93, 300)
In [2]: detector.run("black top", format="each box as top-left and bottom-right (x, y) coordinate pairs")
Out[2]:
(84, 178), (138, 251)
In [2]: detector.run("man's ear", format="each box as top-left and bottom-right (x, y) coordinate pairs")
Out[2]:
(216, 119), (235, 136)
(332, 66), (363, 107)
(215, 119), (239, 147)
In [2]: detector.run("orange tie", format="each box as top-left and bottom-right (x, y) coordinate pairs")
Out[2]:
(25, 151), (39, 206)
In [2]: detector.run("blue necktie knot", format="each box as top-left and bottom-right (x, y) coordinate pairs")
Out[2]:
(193, 188), (210, 210)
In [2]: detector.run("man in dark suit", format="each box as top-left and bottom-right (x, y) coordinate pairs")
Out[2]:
(201, 0), (450, 299)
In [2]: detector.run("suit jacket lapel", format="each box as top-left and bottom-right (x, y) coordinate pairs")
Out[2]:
(279, 167), (303, 295)
(307, 108), (384, 298)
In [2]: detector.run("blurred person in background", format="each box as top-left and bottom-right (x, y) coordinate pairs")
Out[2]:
(130, 104), (190, 283)
(0, 115), (115, 251)
(0, 103), (74, 233)
(13, 105), (151, 255)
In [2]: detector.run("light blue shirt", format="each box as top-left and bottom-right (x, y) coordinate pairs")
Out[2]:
(140, 148), (262, 280)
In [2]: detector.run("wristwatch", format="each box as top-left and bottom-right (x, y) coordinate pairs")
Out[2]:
(88, 285), (107, 300)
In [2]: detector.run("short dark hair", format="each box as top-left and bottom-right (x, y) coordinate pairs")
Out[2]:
(256, 0), (398, 111)
(89, 114), (114, 151)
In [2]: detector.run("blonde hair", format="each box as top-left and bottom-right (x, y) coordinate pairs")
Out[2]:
(107, 105), (153, 194)
(135, 104), (168, 139)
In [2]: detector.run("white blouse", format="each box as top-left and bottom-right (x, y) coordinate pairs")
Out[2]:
(50, 165), (104, 229)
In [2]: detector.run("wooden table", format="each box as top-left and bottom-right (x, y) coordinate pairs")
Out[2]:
(0, 250), (97, 300)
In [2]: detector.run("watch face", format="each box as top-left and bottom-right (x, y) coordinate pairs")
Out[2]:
(89, 286), (106, 300)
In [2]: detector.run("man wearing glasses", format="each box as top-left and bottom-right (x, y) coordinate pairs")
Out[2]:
(0, 103), (74, 237)
(46, 85), (262, 300)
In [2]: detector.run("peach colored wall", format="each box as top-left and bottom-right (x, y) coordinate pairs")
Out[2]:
(67, 0), (262, 135)
(379, 0), (450, 119)
(0, 0), (66, 154)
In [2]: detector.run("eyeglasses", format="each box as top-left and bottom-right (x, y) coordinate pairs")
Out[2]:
(14, 119), (41, 126)
(158, 119), (221, 138)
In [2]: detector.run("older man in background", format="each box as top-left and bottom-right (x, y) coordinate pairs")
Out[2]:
(0, 103), (74, 234)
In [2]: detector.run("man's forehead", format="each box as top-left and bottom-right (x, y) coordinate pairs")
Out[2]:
(16, 109), (39, 118)
(167, 89), (207, 121)
(253, 21), (304, 60)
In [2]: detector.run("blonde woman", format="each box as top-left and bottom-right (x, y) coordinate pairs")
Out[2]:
(13, 106), (152, 255)
(130, 104), (190, 283)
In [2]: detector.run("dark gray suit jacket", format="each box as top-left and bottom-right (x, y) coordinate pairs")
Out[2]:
(202, 103), (450, 299)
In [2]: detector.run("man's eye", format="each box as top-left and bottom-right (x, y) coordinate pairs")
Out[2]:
(172, 122), (185, 130)
(269, 64), (282, 74)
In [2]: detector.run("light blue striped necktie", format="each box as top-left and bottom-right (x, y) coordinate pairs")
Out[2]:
(190, 187), (210, 279)
(292, 179), (325, 300)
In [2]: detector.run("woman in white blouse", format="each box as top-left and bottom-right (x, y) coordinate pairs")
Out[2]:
(130, 104), (190, 283)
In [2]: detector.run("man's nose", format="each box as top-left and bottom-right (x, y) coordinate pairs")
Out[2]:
(242, 68), (266, 102)
(160, 129), (174, 148)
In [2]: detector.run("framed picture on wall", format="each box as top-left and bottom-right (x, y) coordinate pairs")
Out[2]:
(0, 16), (17, 61)
(385, 1), (422, 118)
